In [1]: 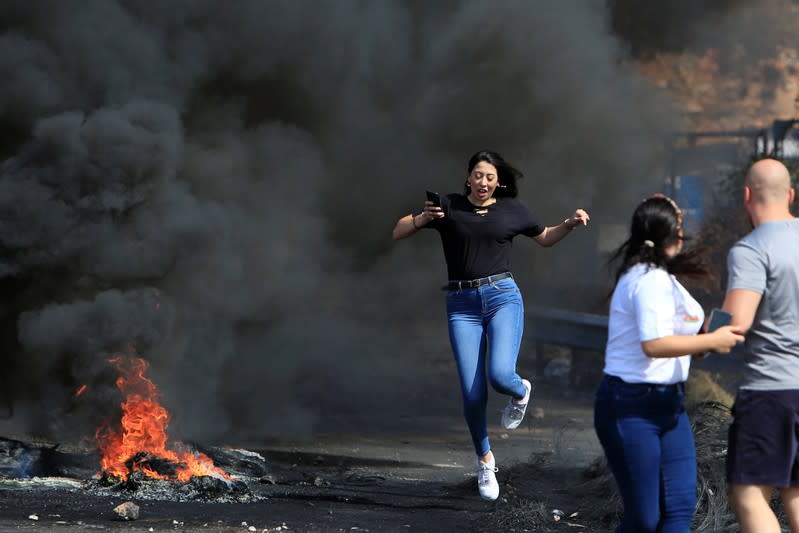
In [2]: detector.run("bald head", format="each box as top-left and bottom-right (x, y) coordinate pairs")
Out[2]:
(746, 158), (793, 205)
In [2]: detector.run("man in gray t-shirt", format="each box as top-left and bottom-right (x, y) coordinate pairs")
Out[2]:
(728, 220), (799, 389)
(722, 158), (799, 532)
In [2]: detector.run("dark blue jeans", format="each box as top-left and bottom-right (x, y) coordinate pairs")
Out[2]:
(446, 277), (527, 456)
(594, 375), (696, 533)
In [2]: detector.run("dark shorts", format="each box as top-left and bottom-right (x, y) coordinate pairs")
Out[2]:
(727, 389), (799, 488)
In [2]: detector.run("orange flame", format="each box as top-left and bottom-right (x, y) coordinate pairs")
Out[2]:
(74, 384), (88, 397)
(95, 356), (229, 482)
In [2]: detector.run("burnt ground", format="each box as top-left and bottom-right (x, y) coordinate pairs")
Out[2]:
(0, 384), (607, 533)
(0, 342), (746, 533)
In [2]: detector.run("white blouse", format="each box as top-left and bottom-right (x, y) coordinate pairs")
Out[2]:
(603, 263), (705, 384)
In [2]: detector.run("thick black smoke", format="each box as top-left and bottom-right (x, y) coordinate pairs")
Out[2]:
(0, 0), (791, 443)
(610, 0), (791, 63)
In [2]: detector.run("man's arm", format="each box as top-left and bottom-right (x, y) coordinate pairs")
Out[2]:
(721, 289), (762, 333)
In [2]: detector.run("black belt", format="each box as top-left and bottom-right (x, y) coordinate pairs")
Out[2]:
(444, 272), (513, 291)
(604, 374), (684, 392)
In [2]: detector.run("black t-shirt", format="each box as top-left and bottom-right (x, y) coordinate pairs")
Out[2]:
(424, 194), (544, 280)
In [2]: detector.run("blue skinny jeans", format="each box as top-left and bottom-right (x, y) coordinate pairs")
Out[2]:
(446, 276), (527, 457)
(594, 375), (696, 533)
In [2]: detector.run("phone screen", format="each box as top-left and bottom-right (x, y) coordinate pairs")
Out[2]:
(707, 309), (733, 332)
(425, 190), (441, 207)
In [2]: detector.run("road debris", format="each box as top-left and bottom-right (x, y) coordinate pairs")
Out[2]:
(113, 501), (140, 520)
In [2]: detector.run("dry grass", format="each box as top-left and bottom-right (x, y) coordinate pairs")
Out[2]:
(687, 369), (734, 409)
(690, 400), (737, 531)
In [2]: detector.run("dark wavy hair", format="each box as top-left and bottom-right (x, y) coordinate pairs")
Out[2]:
(609, 195), (710, 286)
(463, 150), (523, 198)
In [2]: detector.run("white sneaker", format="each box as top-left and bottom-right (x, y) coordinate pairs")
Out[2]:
(501, 379), (532, 430)
(476, 457), (499, 501)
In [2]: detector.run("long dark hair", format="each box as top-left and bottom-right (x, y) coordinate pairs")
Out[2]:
(609, 195), (710, 286)
(463, 150), (523, 198)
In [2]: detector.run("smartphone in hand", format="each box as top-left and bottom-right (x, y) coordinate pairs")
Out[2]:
(707, 308), (733, 332)
(425, 190), (441, 208)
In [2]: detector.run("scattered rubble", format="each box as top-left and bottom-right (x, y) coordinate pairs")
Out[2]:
(112, 501), (139, 520)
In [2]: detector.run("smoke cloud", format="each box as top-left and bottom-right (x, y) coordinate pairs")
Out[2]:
(0, 0), (792, 443)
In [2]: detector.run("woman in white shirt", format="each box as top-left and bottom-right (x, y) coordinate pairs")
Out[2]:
(594, 194), (744, 533)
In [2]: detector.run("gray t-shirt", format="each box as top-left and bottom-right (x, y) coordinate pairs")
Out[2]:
(727, 218), (799, 390)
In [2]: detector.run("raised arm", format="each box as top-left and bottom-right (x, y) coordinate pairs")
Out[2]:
(392, 212), (426, 240)
(532, 208), (590, 247)
(392, 201), (443, 240)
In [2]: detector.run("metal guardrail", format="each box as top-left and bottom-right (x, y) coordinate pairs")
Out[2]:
(526, 307), (608, 352)
(525, 307), (746, 386)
